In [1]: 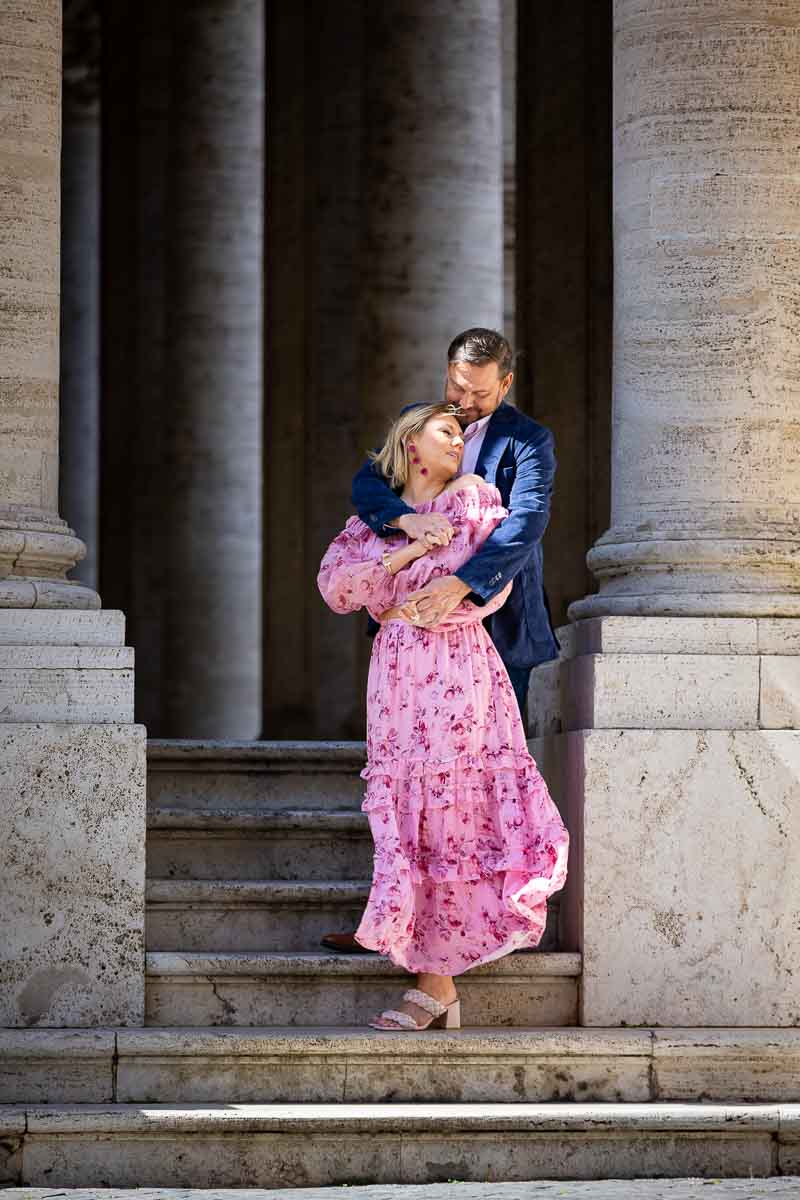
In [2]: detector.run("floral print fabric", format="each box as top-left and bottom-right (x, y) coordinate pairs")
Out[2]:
(317, 481), (569, 975)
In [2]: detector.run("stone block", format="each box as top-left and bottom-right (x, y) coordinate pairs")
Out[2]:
(0, 723), (147, 1026)
(0, 610), (125, 645)
(0, 645), (134, 722)
(761, 656), (800, 728)
(568, 728), (800, 1026)
(758, 618), (800, 655)
(115, 1027), (651, 1105)
(527, 659), (562, 736)
(562, 653), (759, 730)
(652, 1030), (800, 1103)
(0, 1029), (114, 1103)
(557, 617), (760, 658)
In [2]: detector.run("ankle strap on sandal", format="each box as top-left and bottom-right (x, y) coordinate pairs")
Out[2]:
(403, 988), (448, 1016)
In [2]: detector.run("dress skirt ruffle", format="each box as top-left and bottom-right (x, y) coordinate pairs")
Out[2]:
(354, 619), (569, 975)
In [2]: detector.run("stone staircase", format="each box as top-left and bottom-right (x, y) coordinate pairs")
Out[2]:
(2, 740), (799, 1188)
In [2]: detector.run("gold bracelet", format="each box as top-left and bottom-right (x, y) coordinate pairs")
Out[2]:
(382, 550), (393, 574)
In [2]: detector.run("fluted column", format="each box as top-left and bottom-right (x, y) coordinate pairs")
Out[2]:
(163, 0), (264, 737)
(361, 0), (503, 446)
(570, 0), (800, 621)
(0, 1), (96, 609)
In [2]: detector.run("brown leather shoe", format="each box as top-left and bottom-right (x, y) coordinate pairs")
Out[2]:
(320, 931), (377, 954)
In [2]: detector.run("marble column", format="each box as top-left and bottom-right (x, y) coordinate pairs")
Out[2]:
(0, 0), (146, 1026)
(530, 0), (800, 1027)
(162, 0), (264, 738)
(360, 0), (504, 448)
(569, 0), (800, 622)
(264, 0), (504, 739)
(264, 0), (366, 739)
(60, 0), (100, 592)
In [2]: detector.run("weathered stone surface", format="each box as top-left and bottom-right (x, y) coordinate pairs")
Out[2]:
(527, 660), (562, 738)
(0, 644), (134, 722)
(0, 1029), (114, 1103)
(116, 1027), (650, 1105)
(0, 723), (147, 1027)
(653, 1030), (800, 1103)
(571, 728), (800, 1026)
(562, 653), (759, 730)
(7, 1182), (800, 1199)
(0, 610), (125, 645)
(13, 1103), (786, 1187)
(144, 951), (581, 1028)
(146, 807), (373, 881)
(145, 879), (370, 953)
(556, 617), (762, 659)
(760, 656), (800, 729)
(146, 741), (366, 813)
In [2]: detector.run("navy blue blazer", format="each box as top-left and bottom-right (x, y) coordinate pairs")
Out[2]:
(351, 401), (560, 669)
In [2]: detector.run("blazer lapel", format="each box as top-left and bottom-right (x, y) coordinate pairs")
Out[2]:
(474, 402), (514, 483)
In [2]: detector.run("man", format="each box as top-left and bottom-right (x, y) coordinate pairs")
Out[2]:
(321, 326), (560, 954)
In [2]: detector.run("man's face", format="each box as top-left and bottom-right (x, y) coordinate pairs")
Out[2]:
(444, 360), (513, 426)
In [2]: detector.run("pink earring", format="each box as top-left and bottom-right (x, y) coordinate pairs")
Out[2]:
(408, 442), (421, 465)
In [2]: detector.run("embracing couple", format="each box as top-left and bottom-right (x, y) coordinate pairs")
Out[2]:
(317, 327), (569, 1032)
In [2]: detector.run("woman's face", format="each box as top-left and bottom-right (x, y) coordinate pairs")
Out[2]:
(412, 413), (464, 478)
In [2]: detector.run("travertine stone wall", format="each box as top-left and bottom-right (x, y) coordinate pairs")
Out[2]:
(570, 0), (800, 619)
(0, 1), (95, 609)
(360, 0), (504, 447)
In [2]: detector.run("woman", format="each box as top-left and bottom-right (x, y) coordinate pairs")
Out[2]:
(317, 402), (568, 1031)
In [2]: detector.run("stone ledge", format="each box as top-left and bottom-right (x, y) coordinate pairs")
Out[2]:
(145, 880), (372, 904)
(147, 741), (367, 770)
(17, 1101), (796, 1134)
(145, 951), (582, 978)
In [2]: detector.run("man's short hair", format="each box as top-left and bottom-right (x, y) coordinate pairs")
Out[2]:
(447, 328), (513, 378)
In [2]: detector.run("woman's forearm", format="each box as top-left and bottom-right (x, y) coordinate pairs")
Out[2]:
(382, 541), (427, 575)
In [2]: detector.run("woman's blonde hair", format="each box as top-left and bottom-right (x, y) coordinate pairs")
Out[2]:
(369, 402), (461, 489)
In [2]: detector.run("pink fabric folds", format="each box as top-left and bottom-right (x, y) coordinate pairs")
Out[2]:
(317, 481), (569, 976)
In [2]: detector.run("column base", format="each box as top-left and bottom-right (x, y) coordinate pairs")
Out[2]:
(529, 615), (800, 1027)
(0, 610), (146, 1027)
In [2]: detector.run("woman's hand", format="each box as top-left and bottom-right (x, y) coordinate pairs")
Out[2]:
(393, 512), (455, 548)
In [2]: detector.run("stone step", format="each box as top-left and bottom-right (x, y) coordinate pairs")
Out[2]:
(147, 740), (366, 813)
(147, 807), (373, 880)
(2, 1102), (797, 1187)
(6, 1026), (800, 1107)
(145, 951), (581, 1027)
(145, 879), (371, 952)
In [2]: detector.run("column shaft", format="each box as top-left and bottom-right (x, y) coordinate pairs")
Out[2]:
(163, 0), (264, 737)
(361, 0), (504, 446)
(0, 0), (95, 608)
(570, 0), (800, 619)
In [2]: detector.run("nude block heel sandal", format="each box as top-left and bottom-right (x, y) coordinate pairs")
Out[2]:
(369, 988), (461, 1031)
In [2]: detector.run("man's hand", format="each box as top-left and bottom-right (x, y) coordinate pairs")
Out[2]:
(392, 512), (455, 548)
(405, 576), (471, 628)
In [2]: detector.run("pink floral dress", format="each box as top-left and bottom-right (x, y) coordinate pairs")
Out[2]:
(317, 480), (569, 976)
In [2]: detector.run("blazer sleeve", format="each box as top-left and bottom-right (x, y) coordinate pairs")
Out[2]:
(454, 426), (556, 605)
(351, 459), (415, 537)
